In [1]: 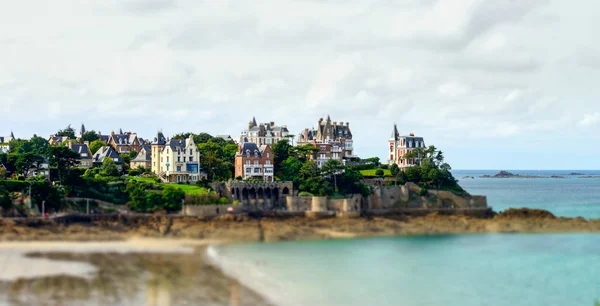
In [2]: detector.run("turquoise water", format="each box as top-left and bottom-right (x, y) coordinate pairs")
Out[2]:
(452, 170), (600, 219)
(209, 234), (600, 306)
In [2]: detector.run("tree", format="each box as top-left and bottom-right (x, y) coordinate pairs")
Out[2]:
(390, 163), (400, 176)
(101, 158), (120, 177)
(298, 161), (326, 195)
(280, 156), (303, 183)
(272, 139), (291, 169)
(81, 130), (100, 143)
(15, 152), (44, 177)
(162, 185), (185, 212)
(89, 140), (107, 155)
(289, 144), (319, 162)
(56, 125), (76, 139)
(47, 146), (81, 183)
(17, 136), (48, 156)
(322, 159), (343, 193)
(375, 169), (384, 177)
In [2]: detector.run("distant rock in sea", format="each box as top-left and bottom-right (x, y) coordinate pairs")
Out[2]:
(569, 172), (584, 175)
(480, 171), (547, 179)
(461, 176), (475, 180)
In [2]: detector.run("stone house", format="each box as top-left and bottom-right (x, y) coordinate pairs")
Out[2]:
(151, 133), (204, 183)
(387, 124), (426, 169)
(130, 144), (151, 169)
(107, 130), (142, 154)
(297, 115), (355, 167)
(234, 141), (274, 182)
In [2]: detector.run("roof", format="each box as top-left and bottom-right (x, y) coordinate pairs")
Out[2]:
(69, 144), (92, 159)
(168, 138), (186, 151)
(238, 142), (262, 157)
(110, 133), (137, 146)
(92, 146), (123, 163)
(99, 135), (110, 142)
(396, 135), (426, 148)
(131, 146), (151, 162)
(153, 131), (167, 146)
(391, 124), (399, 140)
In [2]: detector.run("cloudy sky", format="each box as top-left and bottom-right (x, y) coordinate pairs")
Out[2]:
(1, 0), (599, 169)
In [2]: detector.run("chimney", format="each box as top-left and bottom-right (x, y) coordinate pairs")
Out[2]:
(111, 131), (115, 135)
(270, 121), (275, 127)
(318, 118), (323, 125)
(410, 133), (415, 136)
(249, 121), (253, 129)
(346, 122), (349, 127)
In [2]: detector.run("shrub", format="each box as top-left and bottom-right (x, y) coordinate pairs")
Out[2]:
(298, 191), (314, 197)
(218, 197), (230, 205)
(375, 169), (384, 177)
(380, 164), (389, 170)
(419, 187), (428, 196)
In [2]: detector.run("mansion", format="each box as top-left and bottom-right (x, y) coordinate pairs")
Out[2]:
(234, 141), (274, 182)
(240, 117), (290, 146)
(388, 124), (426, 168)
(297, 115), (355, 167)
(150, 132), (204, 183)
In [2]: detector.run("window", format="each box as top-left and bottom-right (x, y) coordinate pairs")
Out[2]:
(254, 168), (260, 173)
(167, 157), (169, 162)
(177, 157), (180, 162)
(183, 157), (186, 162)
(189, 156), (193, 162)
(177, 166), (181, 172)
(254, 160), (258, 165)
(266, 153), (270, 158)
(245, 160), (250, 165)
(189, 149), (192, 155)
(266, 160), (271, 165)
(178, 150), (180, 155)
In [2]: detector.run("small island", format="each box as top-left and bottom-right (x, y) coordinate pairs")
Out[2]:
(480, 171), (564, 179)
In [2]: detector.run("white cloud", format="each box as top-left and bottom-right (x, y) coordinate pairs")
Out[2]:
(1, 0), (600, 169)
(578, 112), (600, 127)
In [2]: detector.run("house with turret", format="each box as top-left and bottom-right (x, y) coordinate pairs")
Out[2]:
(240, 117), (290, 146)
(388, 124), (426, 169)
(297, 115), (355, 167)
(107, 129), (142, 154)
(150, 132), (204, 183)
(234, 141), (274, 181)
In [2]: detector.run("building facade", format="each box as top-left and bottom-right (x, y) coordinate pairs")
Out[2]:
(0, 132), (14, 153)
(107, 130), (142, 154)
(240, 117), (289, 146)
(234, 142), (274, 182)
(130, 145), (151, 169)
(388, 124), (426, 169)
(92, 146), (124, 170)
(297, 115), (355, 167)
(151, 133), (203, 183)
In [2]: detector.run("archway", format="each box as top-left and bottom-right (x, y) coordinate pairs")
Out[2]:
(257, 188), (264, 209)
(272, 188), (280, 209)
(282, 187), (290, 195)
(242, 188), (249, 206)
(265, 188), (272, 209)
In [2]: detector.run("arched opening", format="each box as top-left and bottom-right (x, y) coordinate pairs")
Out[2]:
(282, 187), (290, 195)
(242, 188), (249, 205)
(272, 188), (280, 208)
(257, 188), (265, 209)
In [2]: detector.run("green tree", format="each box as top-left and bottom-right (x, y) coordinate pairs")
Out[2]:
(322, 159), (343, 193)
(17, 136), (48, 156)
(375, 169), (384, 177)
(280, 156), (303, 183)
(162, 185), (185, 212)
(89, 140), (107, 155)
(15, 152), (44, 177)
(56, 125), (76, 139)
(101, 158), (120, 177)
(81, 130), (100, 143)
(299, 161), (325, 195)
(47, 146), (81, 183)
(272, 139), (292, 174)
(289, 144), (319, 162)
(390, 163), (400, 176)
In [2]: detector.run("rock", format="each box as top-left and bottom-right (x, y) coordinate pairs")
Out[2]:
(569, 172), (584, 175)
(496, 208), (556, 219)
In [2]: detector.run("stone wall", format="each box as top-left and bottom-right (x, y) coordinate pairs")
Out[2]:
(184, 205), (243, 217)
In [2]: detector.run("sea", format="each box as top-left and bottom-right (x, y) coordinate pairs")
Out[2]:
(208, 170), (600, 306)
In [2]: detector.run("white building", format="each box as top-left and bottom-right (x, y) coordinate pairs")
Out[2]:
(0, 132), (14, 153)
(240, 117), (290, 146)
(151, 132), (204, 183)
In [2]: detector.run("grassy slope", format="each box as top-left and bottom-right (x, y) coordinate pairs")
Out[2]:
(360, 169), (392, 177)
(129, 177), (213, 195)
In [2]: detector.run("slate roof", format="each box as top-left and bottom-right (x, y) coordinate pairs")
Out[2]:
(131, 146), (151, 162)
(111, 133), (136, 146)
(99, 134), (110, 143)
(396, 136), (426, 148)
(238, 142), (261, 157)
(168, 138), (187, 151)
(92, 146), (123, 163)
(69, 144), (92, 159)
(391, 124), (400, 140)
(153, 131), (167, 146)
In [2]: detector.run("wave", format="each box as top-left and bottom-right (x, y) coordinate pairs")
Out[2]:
(205, 245), (297, 306)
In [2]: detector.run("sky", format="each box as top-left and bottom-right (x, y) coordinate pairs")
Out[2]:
(0, 0), (599, 170)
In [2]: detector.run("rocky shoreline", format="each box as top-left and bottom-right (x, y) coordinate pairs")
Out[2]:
(1, 209), (599, 242)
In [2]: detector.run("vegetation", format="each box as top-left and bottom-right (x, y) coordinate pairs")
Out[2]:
(360, 169), (392, 177)
(55, 125), (76, 139)
(273, 139), (369, 197)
